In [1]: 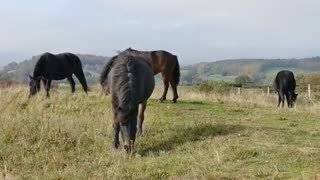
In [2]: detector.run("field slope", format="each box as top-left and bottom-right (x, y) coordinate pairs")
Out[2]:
(0, 86), (319, 179)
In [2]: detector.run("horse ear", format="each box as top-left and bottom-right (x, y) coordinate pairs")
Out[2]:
(29, 75), (33, 80)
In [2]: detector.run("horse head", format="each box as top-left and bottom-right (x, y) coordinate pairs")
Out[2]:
(291, 92), (298, 107)
(28, 75), (41, 97)
(117, 106), (137, 153)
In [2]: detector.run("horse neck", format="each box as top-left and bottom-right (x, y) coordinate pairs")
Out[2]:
(33, 64), (43, 77)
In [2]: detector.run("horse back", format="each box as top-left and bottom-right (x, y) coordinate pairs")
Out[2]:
(108, 55), (155, 104)
(134, 57), (155, 101)
(274, 70), (296, 93)
(151, 50), (178, 75)
(34, 52), (81, 80)
(121, 48), (178, 76)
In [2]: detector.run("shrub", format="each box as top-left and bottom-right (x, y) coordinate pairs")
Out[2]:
(234, 75), (253, 87)
(195, 80), (233, 94)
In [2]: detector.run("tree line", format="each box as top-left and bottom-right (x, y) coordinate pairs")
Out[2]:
(2, 55), (320, 86)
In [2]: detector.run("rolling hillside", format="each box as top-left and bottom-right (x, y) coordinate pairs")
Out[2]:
(181, 57), (320, 84)
(2, 55), (320, 85)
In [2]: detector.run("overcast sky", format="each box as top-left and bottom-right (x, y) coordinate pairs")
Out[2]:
(1, 0), (320, 66)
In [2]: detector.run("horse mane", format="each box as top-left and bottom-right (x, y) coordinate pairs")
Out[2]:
(33, 52), (51, 77)
(99, 55), (118, 88)
(33, 58), (42, 77)
(124, 47), (142, 54)
(112, 55), (137, 123)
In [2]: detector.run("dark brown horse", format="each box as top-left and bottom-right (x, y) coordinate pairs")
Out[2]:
(119, 48), (180, 103)
(100, 54), (155, 153)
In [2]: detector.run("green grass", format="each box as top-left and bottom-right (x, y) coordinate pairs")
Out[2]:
(0, 85), (319, 179)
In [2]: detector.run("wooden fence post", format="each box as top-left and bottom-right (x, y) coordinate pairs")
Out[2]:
(267, 86), (270, 96)
(308, 84), (311, 98)
(237, 87), (241, 95)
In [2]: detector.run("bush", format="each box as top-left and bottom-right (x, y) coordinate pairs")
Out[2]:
(234, 75), (252, 87)
(195, 80), (233, 94)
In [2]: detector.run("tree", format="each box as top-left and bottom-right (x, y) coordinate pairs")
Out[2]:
(251, 72), (266, 85)
(234, 75), (252, 87)
(3, 62), (18, 72)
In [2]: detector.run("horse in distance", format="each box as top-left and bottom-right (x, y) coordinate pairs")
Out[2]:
(119, 48), (180, 103)
(273, 70), (298, 108)
(29, 52), (88, 97)
(100, 54), (155, 153)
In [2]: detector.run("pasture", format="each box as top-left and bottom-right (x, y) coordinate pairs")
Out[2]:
(0, 85), (319, 179)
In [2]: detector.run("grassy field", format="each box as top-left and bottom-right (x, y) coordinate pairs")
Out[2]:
(0, 85), (320, 179)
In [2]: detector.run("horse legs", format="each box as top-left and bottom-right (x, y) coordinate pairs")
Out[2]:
(278, 91), (285, 108)
(169, 80), (179, 103)
(286, 93), (293, 108)
(159, 78), (169, 103)
(74, 71), (88, 93)
(36, 80), (41, 92)
(113, 122), (120, 149)
(111, 104), (120, 149)
(67, 76), (76, 93)
(42, 79), (47, 90)
(45, 79), (52, 98)
(137, 101), (147, 135)
(280, 93), (285, 108)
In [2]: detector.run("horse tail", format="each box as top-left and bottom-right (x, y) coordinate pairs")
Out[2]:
(100, 56), (117, 89)
(172, 55), (180, 85)
(67, 54), (89, 93)
(77, 65), (89, 93)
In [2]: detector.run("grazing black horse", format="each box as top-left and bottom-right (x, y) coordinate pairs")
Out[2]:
(119, 48), (180, 103)
(29, 52), (88, 97)
(274, 70), (298, 108)
(100, 54), (155, 153)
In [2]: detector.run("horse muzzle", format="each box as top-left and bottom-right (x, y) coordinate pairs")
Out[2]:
(123, 140), (134, 153)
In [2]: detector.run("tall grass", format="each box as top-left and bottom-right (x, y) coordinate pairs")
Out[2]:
(0, 85), (319, 179)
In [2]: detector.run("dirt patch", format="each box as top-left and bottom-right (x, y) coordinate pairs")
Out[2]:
(0, 80), (19, 88)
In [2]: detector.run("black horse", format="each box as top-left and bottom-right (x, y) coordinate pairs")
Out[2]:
(29, 52), (88, 97)
(100, 54), (155, 153)
(274, 70), (298, 108)
(119, 48), (180, 103)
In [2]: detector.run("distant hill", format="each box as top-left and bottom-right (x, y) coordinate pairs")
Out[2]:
(0, 54), (109, 84)
(181, 57), (320, 85)
(2, 55), (320, 86)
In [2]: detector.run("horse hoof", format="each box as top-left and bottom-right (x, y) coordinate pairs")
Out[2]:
(159, 97), (166, 102)
(124, 145), (131, 153)
(137, 130), (143, 136)
(172, 99), (177, 103)
(112, 142), (120, 149)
